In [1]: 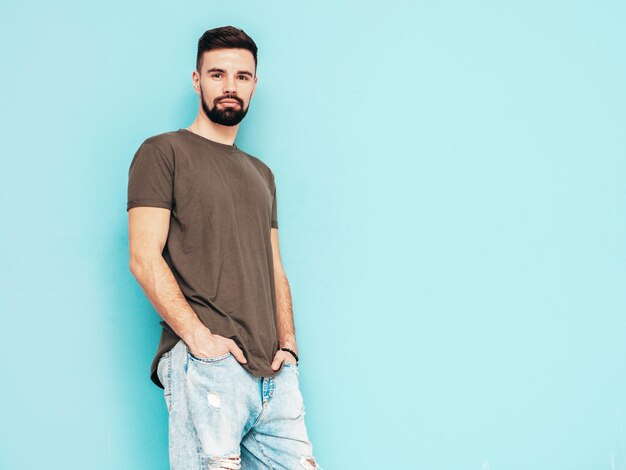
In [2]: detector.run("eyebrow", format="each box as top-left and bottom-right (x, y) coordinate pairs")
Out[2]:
(206, 67), (253, 78)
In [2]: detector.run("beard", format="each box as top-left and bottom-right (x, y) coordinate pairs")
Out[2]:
(200, 84), (249, 126)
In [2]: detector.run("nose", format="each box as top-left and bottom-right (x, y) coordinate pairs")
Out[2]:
(223, 74), (238, 97)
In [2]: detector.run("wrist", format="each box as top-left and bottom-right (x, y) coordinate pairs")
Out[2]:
(280, 347), (299, 363)
(279, 340), (297, 354)
(183, 323), (214, 350)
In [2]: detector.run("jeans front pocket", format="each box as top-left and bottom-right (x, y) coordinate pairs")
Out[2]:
(185, 345), (232, 364)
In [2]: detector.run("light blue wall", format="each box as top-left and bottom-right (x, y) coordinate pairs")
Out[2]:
(1, 1), (625, 469)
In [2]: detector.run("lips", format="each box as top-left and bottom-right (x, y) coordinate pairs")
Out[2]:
(219, 99), (240, 105)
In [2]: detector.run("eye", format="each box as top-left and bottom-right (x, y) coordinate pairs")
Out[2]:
(238, 75), (249, 80)
(211, 72), (223, 78)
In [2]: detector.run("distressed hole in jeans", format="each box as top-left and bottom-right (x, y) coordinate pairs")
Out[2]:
(207, 391), (221, 408)
(207, 452), (241, 470)
(300, 455), (320, 469)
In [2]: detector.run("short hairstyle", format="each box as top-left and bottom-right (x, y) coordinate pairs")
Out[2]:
(196, 26), (258, 75)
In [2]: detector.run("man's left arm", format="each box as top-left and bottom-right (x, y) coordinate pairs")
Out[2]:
(270, 227), (299, 370)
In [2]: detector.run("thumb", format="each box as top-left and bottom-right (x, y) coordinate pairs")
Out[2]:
(231, 347), (248, 364)
(270, 355), (283, 371)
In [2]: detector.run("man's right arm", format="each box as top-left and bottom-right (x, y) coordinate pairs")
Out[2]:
(128, 206), (246, 362)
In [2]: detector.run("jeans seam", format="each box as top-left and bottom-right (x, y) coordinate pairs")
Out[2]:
(250, 432), (276, 469)
(166, 352), (172, 413)
(250, 400), (268, 429)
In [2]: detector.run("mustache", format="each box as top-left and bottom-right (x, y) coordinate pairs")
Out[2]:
(217, 95), (242, 104)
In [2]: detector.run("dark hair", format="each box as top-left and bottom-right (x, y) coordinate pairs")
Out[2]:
(196, 26), (258, 75)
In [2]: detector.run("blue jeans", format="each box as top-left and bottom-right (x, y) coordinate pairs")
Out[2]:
(156, 339), (323, 469)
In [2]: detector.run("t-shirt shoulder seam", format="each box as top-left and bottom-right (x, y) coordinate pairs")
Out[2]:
(243, 153), (274, 178)
(141, 141), (175, 172)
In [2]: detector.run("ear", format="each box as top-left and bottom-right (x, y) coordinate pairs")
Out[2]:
(250, 75), (258, 100)
(191, 70), (201, 95)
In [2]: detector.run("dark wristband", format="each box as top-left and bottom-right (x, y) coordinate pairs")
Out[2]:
(280, 347), (299, 363)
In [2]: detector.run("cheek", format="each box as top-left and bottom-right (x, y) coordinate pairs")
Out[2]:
(246, 86), (256, 101)
(200, 80), (219, 98)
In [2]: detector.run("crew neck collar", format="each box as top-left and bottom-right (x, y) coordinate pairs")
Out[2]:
(178, 128), (239, 153)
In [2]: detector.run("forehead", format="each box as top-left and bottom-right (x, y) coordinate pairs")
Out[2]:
(200, 48), (255, 71)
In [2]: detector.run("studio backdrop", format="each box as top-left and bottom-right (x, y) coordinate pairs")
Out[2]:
(1, 1), (625, 469)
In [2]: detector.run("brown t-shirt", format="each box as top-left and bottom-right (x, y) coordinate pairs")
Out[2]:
(127, 128), (280, 389)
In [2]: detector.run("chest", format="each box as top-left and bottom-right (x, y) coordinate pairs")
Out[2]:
(173, 154), (272, 220)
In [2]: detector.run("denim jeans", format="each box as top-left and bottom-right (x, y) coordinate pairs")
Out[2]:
(156, 338), (323, 470)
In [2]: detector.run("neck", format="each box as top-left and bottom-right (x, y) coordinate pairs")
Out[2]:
(187, 116), (238, 146)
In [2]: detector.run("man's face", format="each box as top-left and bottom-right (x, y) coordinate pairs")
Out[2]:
(194, 48), (257, 127)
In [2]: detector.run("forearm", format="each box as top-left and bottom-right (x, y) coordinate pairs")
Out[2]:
(130, 255), (208, 347)
(274, 268), (298, 354)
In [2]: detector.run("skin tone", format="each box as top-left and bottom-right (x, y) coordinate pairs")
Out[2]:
(187, 48), (257, 144)
(128, 47), (298, 371)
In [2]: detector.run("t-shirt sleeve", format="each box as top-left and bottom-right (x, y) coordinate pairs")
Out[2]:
(127, 142), (174, 211)
(271, 172), (279, 229)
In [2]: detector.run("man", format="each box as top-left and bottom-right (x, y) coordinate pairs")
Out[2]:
(127, 26), (322, 470)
